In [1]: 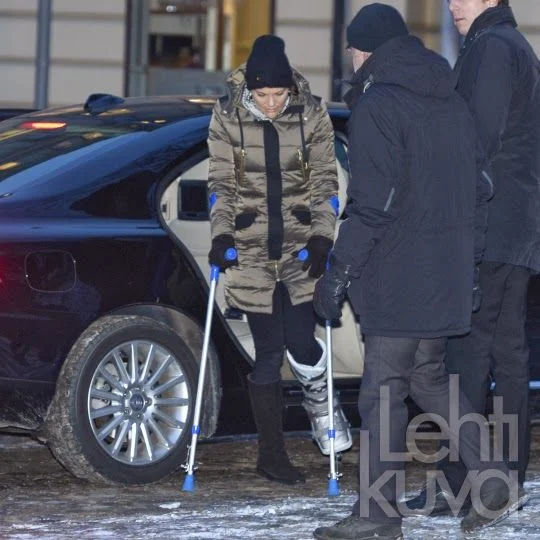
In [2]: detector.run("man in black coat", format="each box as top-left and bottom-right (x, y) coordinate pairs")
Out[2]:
(312, 3), (526, 539)
(408, 0), (540, 517)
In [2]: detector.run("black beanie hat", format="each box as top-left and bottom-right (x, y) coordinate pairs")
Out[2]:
(347, 3), (408, 53)
(245, 35), (294, 90)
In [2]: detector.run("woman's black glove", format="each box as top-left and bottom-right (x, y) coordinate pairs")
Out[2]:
(208, 234), (238, 271)
(296, 235), (334, 278)
(313, 255), (352, 320)
(472, 266), (482, 313)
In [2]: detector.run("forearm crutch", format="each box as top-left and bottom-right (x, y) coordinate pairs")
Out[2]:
(298, 248), (341, 496)
(325, 317), (340, 496)
(182, 248), (236, 492)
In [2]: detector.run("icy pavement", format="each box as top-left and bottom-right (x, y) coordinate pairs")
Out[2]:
(1, 430), (540, 539)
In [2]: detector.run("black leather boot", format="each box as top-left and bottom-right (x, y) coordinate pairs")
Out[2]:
(248, 378), (305, 485)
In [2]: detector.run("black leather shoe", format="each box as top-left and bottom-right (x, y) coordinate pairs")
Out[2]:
(461, 485), (529, 533)
(405, 484), (471, 517)
(313, 515), (403, 540)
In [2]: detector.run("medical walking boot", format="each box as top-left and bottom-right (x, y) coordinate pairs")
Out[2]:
(247, 377), (305, 485)
(288, 338), (353, 456)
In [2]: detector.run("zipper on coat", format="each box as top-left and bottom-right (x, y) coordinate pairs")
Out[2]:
(297, 148), (312, 203)
(238, 148), (246, 185)
(264, 121), (284, 260)
(297, 112), (309, 180)
(297, 148), (309, 182)
(384, 187), (396, 212)
(274, 261), (281, 282)
(297, 113), (311, 203)
(236, 108), (246, 185)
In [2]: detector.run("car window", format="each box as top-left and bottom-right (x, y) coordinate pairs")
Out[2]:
(0, 117), (148, 183)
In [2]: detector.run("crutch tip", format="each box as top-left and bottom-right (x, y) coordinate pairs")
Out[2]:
(182, 473), (195, 492)
(328, 478), (340, 497)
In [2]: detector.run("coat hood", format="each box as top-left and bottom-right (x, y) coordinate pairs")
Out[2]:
(345, 35), (455, 107)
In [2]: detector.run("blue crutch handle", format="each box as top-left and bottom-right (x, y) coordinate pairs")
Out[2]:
(298, 249), (309, 262)
(210, 248), (238, 281)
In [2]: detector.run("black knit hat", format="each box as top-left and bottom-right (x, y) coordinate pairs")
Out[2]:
(245, 35), (294, 90)
(347, 3), (408, 53)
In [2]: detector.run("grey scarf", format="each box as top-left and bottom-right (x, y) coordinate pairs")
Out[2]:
(242, 87), (291, 121)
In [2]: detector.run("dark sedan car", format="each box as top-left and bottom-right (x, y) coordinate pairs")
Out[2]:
(0, 94), (538, 485)
(0, 94), (362, 485)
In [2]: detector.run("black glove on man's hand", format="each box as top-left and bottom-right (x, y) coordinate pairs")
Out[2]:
(313, 255), (352, 320)
(208, 234), (238, 271)
(472, 265), (482, 313)
(295, 235), (334, 278)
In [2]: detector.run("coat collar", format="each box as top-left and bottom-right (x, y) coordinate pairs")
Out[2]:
(462, 5), (517, 49)
(454, 6), (517, 78)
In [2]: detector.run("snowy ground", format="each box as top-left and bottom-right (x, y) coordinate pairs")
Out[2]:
(1, 428), (540, 539)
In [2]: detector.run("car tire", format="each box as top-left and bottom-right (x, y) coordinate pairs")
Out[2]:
(45, 314), (198, 484)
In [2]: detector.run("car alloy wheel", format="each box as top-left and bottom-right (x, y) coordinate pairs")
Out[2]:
(88, 339), (190, 466)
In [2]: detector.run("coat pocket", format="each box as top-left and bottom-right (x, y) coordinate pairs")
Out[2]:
(235, 212), (257, 230)
(291, 206), (312, 225)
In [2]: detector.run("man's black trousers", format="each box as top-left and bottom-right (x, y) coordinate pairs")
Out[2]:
(441, 261), (531, 490)
(354, 335), (507, 524)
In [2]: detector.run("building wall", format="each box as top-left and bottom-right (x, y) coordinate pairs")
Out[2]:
(0, 0), (125, 108)
(1, 0), (539, 107)
(406, 0), (540, 66)
(274, 0), (408, 99)
(273, 0), (334, 99)
(507, 0), (540, 53)
(275, 0), (540, 100)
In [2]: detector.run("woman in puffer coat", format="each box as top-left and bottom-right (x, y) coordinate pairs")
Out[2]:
(207, 35), (352, 485)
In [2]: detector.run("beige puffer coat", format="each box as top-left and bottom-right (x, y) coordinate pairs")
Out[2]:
(208, 66), (338, 314)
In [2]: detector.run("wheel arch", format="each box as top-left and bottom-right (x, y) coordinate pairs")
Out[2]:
(42, 313), (203, 484)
